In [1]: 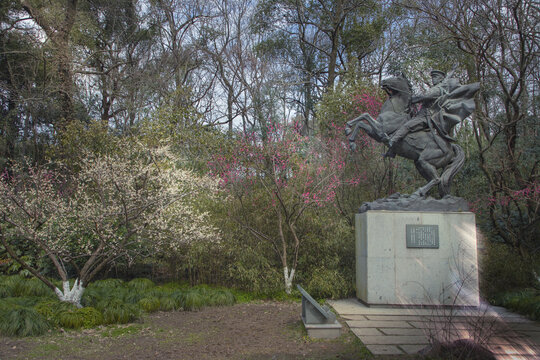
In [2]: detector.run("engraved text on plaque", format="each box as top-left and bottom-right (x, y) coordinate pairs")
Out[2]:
(406, 225), (439, 248)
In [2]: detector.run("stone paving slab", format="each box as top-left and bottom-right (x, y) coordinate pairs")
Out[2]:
(329, 298), (540, 359)
(364, 315), (426, 321)
(340, 314), (367, 321)
(350, 328), (384, 336)
(408, 320), (481, 330)
(493, 316), (533, 323)
(360, 335), (428, 345)
(507, 323), (540, 332)
(519, 332), (540, 344)
(364, 345), (404, 355)
(400, 344), (427, 354)
(379, 328), (426, 336)
(346, 320), (413, 328)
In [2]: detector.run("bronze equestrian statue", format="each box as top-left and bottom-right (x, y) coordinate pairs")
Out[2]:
(345, 71), (479, 198)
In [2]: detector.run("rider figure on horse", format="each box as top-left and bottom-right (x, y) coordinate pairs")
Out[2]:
(385, 69), (460, 158)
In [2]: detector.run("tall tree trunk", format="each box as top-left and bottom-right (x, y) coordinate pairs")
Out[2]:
(21, 0), (79, 131)
(327, 1), (344, 90)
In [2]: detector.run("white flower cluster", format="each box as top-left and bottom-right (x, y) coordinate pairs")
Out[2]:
(0, 143), (220, 284)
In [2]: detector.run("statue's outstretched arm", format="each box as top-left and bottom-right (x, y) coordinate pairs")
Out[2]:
(411, 95), (423, 104)
(417, 87), (442, 103)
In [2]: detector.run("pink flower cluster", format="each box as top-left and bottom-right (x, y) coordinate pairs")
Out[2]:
(469, 183), (539, 214)
(352, 93), (383, 118)
(208, 120), (362, 210)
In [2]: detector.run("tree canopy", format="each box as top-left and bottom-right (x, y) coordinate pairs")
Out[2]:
(0, 0), (538, 297)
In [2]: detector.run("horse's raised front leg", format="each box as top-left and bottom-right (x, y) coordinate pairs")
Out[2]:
(360, 113), (384, 137)
(345, 115), (372, 151)
(345, 119), (366, 151)
(345, 113), (387, 144)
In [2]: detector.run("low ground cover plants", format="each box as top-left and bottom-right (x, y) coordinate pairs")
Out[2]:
(0, 275), (236, 337)
(490, 288), (540, 320)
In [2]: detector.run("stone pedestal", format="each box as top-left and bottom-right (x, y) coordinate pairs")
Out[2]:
(356, 211), (479, 306)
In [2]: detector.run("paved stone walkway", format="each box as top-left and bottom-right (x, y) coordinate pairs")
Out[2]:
(328, 299), (540, 359)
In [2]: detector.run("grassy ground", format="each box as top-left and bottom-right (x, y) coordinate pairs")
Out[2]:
(0, 301), (400, 360)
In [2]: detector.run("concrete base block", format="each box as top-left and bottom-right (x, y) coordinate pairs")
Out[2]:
(356, 211), (479, 307)
(301, 316), (342, 339)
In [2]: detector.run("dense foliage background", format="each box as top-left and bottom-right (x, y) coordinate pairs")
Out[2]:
(0, 0), (538, 303)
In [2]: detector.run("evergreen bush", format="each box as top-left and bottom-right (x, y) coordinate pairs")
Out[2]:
(481, 243), (538, 297)
(58, 307), (103, 329)
(306, 268), (349, 300)
(127, 278), (155, 291)
(491, 289), (540, 320)
(34, 299), (77, 325)
(0, 275), (240, 336)
(0, 275), (24, 297)
(0, 307), (51, 336)
(91, 278), (125, 289)
(158, 296), (179, 311)
(101, 300), (140, 324)
(0, 296), (43, 309)
(208, 289), (236, 306)
(17, 277), (53, 297)
(180, 290), (206, 311)
(138, 296), (161, 312)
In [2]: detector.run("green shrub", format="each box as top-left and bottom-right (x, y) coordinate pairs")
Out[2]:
(144, 287), (172, 299)
(159, 296), (179, 311)
(127, 278), (155, 291)
(77, 307), (103, 328)
(123, 290), (144, 304)
(58, 310), (84, 329)
(0, 276), (12, 298)
(0, 275), (24, 297)
(84, 286), (136, 307)
(208, 289), (236, 306)
(58, 307), (103, 329)
(491, 289), (540, 320)
(481, 242), (538, 297)
(113, 287), (139, 303)
(34, 299), (78, 325)
(169, 291), (186, 307)
(100, 300), (140, 324)
(94, 297), (119, 311)
(91, 278), (124, 289)
(80, 287), (102, 307)
(82, 280), (127, 308)
(305, 268), (350, 300)
(518, 296), (540, 320)
(159, 281), (186, 291)
(0, 296), (43, 310)
(230, 289), (259, 303)
(0, 307), (51, 336)
(17, 278), (53, 297)
(0, 283), (9, 298)
(138, 296), (161, 312)
(180, 290), (206, 311)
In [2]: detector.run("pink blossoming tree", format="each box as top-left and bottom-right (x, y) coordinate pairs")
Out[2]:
(210, 122), (353, 293)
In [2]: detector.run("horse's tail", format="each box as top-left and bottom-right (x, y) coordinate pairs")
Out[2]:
(439, 144), (465, 196)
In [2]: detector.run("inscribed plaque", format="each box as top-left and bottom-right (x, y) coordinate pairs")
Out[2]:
(406, 224), (439, 248)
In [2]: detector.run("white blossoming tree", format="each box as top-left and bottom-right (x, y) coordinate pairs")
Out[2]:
(0, 141), (218, 307)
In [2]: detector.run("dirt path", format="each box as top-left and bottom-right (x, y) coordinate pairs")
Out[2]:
(0, 301), (395, 360)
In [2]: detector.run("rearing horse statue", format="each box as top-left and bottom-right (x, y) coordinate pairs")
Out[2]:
(345, 74), (479, 197)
